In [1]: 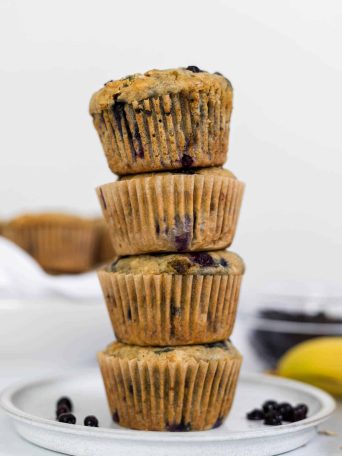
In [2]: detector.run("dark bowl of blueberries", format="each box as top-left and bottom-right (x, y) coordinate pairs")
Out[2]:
(240, 282), (342, 369)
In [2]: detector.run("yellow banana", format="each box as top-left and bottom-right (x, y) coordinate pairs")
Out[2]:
(277, 337), (342, 396)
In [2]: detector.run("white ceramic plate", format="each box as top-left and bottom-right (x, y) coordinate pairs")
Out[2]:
(1, 370), (335, 456)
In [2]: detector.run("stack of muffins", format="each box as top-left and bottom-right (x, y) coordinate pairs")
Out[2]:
(89, 66), (245, 431)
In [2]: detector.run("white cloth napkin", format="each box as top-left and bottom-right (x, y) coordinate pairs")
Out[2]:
(0, 237), (102, 299)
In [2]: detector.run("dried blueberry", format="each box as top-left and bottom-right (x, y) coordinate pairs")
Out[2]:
(186, 66), (203, 73)
(181, 154), (194, 168)
(190, 252), (215, 267)
(262, 400), (278, 413)
(247, 409), (264, 421)
(58, 413), (76, 424)
(84, 415), (99, 427)
(57, 397), (73, 412)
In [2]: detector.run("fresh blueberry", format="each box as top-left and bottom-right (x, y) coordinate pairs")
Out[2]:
(262, 400), (278, 413)
(264, 411), (282, 426)
(58, 413), (76, 424)
(84, 415), (99, 427)
(276, 403), (293, 421)
(57, 397), (73, 412)
(56, 404), (70, 418)
(246, 409), (264, 420)
(289, 404), (308, 422)
(295, 404), (308, 416)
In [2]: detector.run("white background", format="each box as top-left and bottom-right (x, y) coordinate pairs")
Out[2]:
(1, 0), (342, 291)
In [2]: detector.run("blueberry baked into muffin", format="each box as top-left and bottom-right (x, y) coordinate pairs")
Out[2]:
(98, 340), (242, 431)
(97, 167), (244, 256)
(3, 213), (98, 273)
(89, 67), (233, 175)
(98, 250), (245, 345)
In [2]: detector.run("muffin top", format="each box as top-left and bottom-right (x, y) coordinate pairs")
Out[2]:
(6, 213), (94, 228)
(102, 340), (241, 363)
(120, 167), (236, 181)
(89, 67), (232, 114)
(108, 250), (244, 275)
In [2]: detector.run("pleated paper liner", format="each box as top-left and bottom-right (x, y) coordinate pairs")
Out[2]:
(3, 224), (97, 273)
(98, 270), (243, 346)
(98, 342), (242, 431)
(91, 85), (232, 175)
(96, 172), (244, 256)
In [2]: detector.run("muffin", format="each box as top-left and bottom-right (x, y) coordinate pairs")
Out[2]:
(93, 217), (117, 265)
(89, 67), (233, 175)
(3, 213), (97, 273)
(98, 250), (245, 346)
(0, 220), (5, 236)
(96, 167), (244, 256)
(98, 340), (242, 431)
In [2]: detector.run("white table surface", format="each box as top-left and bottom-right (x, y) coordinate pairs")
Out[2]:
(0, 365), (341, 456)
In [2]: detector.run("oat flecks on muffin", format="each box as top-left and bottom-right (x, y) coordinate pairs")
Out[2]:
(89, 67), (233, 175)
(103, 340), (240, 362)
(109, 250), (244, 275)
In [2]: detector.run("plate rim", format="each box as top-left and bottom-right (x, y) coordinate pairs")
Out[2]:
(0, 370), (336, 443)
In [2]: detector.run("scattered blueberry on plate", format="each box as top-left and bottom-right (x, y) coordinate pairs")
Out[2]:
(246, 409), (264, 420)
(247, 400), (308, 426)
(84, 415), (99, 427)
(57, 397), (73, 412)
(56, 404), (70, 418)
(55, 397), (100, 427)
(58, 413), (76, 424)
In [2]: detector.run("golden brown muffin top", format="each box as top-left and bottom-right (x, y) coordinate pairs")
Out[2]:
(89, 67), (232, 114)
(6, 213), (94, 228)
(103, 340), (241, 363)
(119, 167), (236, 181)
(108, 250), (244, 275)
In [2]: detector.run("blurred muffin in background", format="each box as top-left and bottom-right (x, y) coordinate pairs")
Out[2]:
(3, 213), (98, 274)
(0, 220), (6, 236)
(93, 217), (116, 265)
